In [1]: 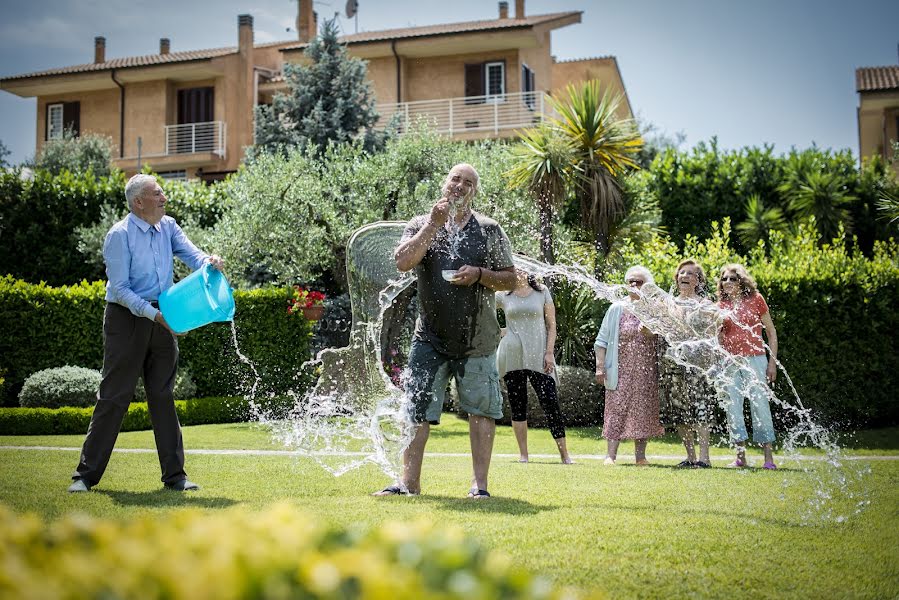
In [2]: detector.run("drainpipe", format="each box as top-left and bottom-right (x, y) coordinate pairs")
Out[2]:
(391, 40), (401, 103)
(110, 69), (125, 158)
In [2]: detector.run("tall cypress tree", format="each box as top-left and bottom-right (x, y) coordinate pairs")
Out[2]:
(255, 19), (380, 153)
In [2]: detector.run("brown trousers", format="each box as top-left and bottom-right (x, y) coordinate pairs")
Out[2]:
(73, 302), (186, 486)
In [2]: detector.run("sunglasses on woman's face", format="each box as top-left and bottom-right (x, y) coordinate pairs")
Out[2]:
(627, 279), (645, 286)
(721, 275), (740, 282)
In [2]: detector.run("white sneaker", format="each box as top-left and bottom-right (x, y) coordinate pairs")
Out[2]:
(68, 479), (90, 493)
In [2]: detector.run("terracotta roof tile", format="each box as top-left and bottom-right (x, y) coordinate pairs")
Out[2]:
(280, 11), (581, 51)
(856, 66), (899, 92)
(1, 47), (238, 81)
(1, 11), (580, 83)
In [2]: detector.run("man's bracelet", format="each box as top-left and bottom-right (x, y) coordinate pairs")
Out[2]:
(476, 267), (483, 284)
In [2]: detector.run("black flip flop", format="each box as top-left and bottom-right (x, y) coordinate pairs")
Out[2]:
(468, 489), (491, 499)
(373, 485), (410, 496)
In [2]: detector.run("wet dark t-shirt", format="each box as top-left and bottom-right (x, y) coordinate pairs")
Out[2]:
(401, 212), (514, 359)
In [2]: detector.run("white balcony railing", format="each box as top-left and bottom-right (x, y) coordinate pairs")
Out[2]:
(375, 91), (551, 137)
(164, 121), (226, 156)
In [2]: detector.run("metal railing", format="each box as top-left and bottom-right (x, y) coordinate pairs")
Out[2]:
(164, 121), (226, 156)
(374, 91), (551, 137)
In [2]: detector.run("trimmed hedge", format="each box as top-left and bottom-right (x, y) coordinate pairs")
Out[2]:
(0, 396), (294, 435)
(0, 503), (579, 600)
(0, 277), (314, 406)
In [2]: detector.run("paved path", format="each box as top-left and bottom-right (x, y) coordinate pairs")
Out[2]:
(1, 446), (897, 461)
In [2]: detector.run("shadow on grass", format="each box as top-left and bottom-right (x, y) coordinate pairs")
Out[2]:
(96, 489), (238, 509)
(413, 494), (557, 516)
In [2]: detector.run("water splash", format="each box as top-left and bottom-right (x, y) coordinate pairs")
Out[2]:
(233, 222), (868, 522)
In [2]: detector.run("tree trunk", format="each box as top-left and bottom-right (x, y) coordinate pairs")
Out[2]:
(594, 229), (610, 281)
(539, 201), (555, 265)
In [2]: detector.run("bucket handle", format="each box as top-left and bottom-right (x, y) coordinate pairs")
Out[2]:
(202, 263), (221, 313)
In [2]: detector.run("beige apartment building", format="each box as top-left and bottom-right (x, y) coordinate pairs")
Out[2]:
(856, 64), (899, 174)
(0, 0), (632, 181)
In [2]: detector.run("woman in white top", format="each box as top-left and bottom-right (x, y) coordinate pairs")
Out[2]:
(496, 270), (573, 464)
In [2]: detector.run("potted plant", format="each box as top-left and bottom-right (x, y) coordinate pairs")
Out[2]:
(288, 286), (327, 321)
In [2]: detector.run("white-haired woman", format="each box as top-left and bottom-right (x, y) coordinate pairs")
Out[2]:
(717, 264), (779, 469)
(594, 266), (664, 465)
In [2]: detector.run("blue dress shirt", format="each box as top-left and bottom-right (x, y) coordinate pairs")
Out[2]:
(103, 213), (208, 321)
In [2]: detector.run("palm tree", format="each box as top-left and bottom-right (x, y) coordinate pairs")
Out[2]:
(736, 194), (788, 248)
(876, 187), (899, 226)
(548, 81), (643, 279)
(779, 170), (857, 242)
(505, 123), (576, 264)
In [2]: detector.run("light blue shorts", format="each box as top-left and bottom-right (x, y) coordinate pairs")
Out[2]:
(405, 339), (503, 424)
(722, 353), (775, 444)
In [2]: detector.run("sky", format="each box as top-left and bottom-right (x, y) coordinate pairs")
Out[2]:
(1, 0), (897, 165)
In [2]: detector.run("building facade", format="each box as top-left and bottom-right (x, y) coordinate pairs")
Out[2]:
(856, 64), (899, 174)
(1, 1), (633, 181)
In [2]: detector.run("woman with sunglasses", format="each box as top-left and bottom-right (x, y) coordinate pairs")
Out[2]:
(496, 269), (573, 464)
(717, 264), (779, 469)
(659, 259), (718, 468)
(594, 265), (664, 465)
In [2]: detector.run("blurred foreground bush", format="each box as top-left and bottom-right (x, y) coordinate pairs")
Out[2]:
(0, 503), (589, 600)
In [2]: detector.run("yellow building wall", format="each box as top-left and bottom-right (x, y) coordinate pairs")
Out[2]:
(404, 50), (518, 102)
(122, 80), (168, 158)
(518, 27), (553, 94)
(35, 88), (120, 155)
(551, 57), (634, 120)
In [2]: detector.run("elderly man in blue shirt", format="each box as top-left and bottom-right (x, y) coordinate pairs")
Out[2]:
(68, 174), (223, 493)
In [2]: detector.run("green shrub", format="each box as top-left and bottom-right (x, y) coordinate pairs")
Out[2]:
(32, 130), (114, 178)
(0, 396), (295, 435)
(0, 169), (125, 284)
(0, 503), (580, 600)
(0, 277), (313, 406)
(18, 366), (101, 408)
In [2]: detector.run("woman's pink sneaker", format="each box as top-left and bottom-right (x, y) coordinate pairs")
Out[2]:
(763, 462), (777, 470)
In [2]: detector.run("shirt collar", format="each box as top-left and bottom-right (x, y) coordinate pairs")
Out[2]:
(129, 212), (161, 233)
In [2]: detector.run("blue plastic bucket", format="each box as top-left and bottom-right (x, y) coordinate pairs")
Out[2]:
(158, 263), (235, 334)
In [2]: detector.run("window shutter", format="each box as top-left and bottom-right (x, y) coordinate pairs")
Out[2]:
(465, 63), (485, 104)
(177, 87), (214, 124)
(63, 102), (80, 136)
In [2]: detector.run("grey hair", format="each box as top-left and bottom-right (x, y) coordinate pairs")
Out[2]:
(125, 174), (157, 210)
(625, 265), (655, 286)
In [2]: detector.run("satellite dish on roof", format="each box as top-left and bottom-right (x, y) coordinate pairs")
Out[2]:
(345, 0), (357, 18)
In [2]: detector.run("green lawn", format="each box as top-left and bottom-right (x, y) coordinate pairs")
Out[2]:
(1, 419), (897, 599)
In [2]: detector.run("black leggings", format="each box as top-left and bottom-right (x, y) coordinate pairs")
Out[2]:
(504, 369), (566, 439)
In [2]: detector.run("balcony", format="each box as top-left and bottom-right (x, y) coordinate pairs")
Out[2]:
(374, 91), (551, 139)
(165, 121), (226, 156)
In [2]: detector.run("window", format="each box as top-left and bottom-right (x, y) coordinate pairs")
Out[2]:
(177, 87), (214, 124)
(47, 104), (63, 140)
(157, 170), (187, 181)
(521, 63), (536, 108)
(46, 102), (79, 140)
(485, 61), (505, 102)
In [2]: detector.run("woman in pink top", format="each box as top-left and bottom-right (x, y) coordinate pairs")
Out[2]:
(717, 263), (779, 469)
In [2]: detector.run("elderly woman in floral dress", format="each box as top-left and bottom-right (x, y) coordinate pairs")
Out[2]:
(594, 266), (665, 466)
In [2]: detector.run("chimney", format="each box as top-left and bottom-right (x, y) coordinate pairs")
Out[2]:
(159, 38), (170, 55)
(238, 14), (253, 52)
(297, 0), (315, 42)
(94, 36), (106, 63)
(515, 0), (525, 19)
(498, 1), (509, 19)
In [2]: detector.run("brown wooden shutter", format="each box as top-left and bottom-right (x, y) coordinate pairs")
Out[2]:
(63, 102), (80, 136)
(177, 87), (214, 124)
(464, 63), (485, 104)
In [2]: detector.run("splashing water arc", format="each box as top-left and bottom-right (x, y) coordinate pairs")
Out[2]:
(246, 220), (868, 522)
